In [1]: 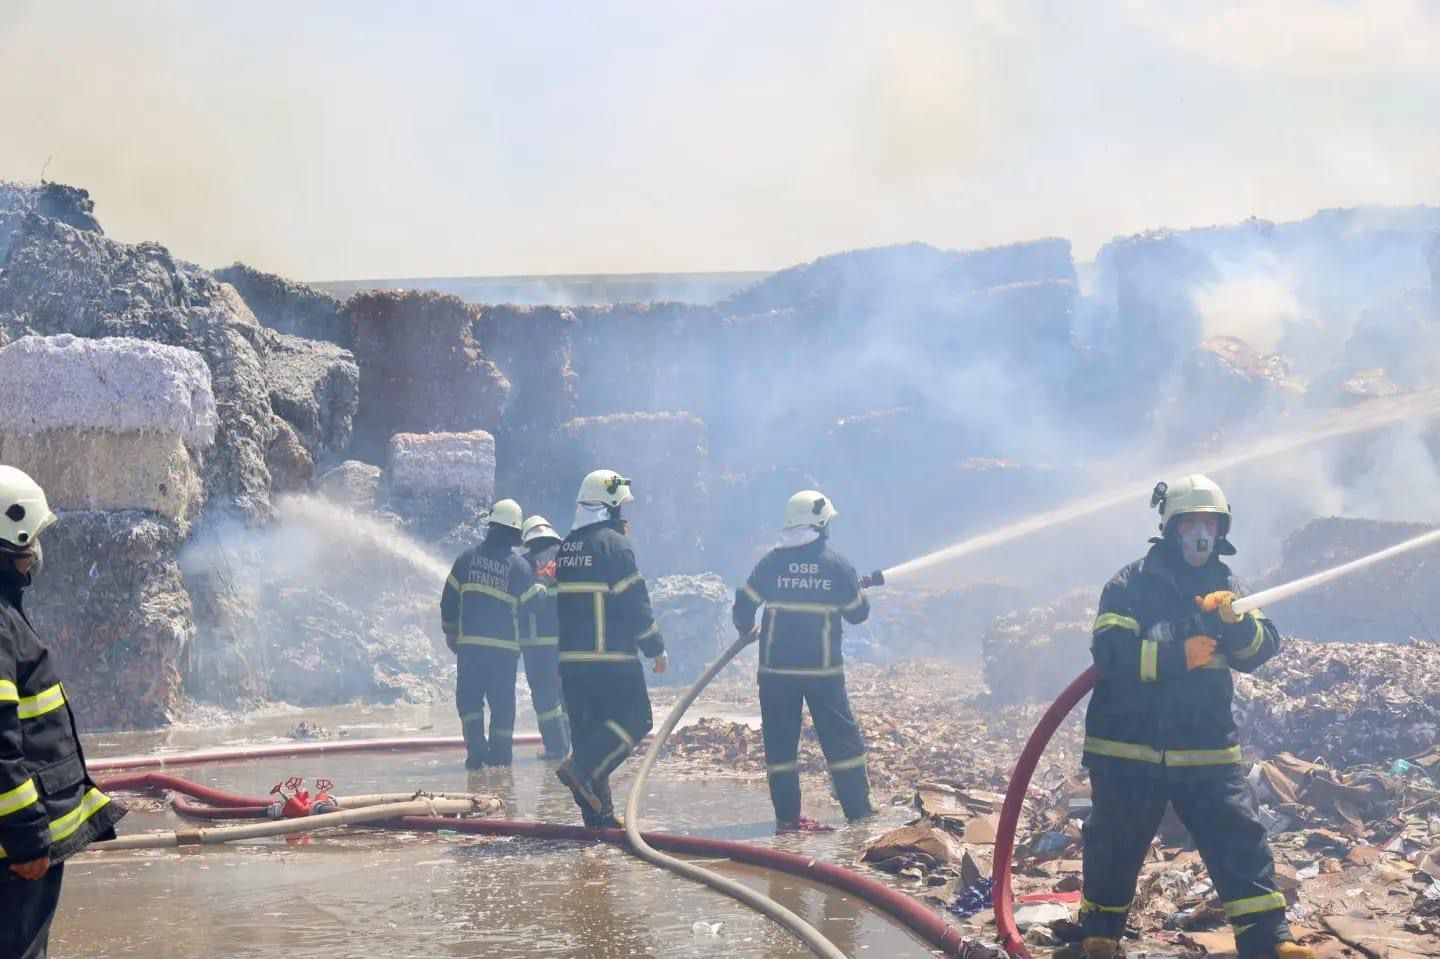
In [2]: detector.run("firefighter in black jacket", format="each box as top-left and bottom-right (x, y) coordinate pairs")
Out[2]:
(1080, 475), (1313, 959)
(441, 498), (537, 769)
(521, 515), (570, 759)
(0, 465), (126, 959)
(554, 469), (667, 828)
(732, 490), (875, 830)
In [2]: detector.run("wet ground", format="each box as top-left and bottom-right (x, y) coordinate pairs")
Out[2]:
(57, 702), (942, 959)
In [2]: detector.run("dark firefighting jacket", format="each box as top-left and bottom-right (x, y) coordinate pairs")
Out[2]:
(524, 542), (560, 649)
(732, 539), (870, 677)
(1084, 541), (1279, 779)
(441, 536), (538, 653)
(556, 521), (665, 664)
(1, 573), (124, 866)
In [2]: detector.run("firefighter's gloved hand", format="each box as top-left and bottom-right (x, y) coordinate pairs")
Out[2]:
(1198, 590), (1243, 624)
(1184, 635), (1217, 670)
(1274, 944), (1318, 959)
(652, 652), (668, 676)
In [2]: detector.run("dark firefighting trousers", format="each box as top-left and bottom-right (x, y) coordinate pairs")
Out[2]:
(559, 661), (653, 824)
(1, 864), (65, 959)
(1082, 770), (1293, 957)
(456, 646), (519, 767)
(521, 644), (570, 758)
(759, 673), (874, 823)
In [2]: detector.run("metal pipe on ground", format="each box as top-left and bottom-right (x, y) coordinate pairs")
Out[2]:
(88, 798), (479, 851)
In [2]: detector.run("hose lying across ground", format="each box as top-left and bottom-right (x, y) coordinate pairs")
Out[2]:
(624, 634), (849, 959)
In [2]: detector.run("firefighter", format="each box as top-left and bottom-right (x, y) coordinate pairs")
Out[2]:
(554, 469), (667, 829)
(520, 515), (570, 759)
(1080, 475), (1314, 959)
(732, 490), (875, 831)
(441, 498), (536, 769)
(0, 465), (126, 959)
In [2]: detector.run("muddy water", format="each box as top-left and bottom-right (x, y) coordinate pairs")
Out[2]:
(56, 705), (941, 958)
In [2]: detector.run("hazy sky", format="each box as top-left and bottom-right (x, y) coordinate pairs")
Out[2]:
(3, 1), (1438, 280)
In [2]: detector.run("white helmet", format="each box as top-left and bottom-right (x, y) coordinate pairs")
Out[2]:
(577, 469), (633, 508)
(784, 490), (838, 531)
(522, 515), (560, 544)
(1153, 474), (1231, 536)
(487, 498), (524, 531)
(0, 465), (56, 553)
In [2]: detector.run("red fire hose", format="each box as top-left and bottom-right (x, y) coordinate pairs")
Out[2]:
(991, 666), (1098, 959)
(100, 772), (977, 957)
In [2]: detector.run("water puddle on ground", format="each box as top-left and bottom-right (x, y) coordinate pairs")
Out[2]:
(59, 704), (937, 958)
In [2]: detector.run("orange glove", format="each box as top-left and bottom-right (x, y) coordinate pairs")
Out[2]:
(1198, 590), (1243, 624)
(1184, 635), (1217, 670)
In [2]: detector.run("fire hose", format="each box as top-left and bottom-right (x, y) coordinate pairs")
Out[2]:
(989, 530), (1440, 959)
(99, 770), (972, 956)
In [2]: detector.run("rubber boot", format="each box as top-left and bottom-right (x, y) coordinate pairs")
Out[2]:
(462, 719), (487, 771)
(1273, 945), (1316, 959)
(556, 757), (603, 815)
(1082, 936), (1122, 959)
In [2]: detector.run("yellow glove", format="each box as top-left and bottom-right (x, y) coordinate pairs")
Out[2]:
(1199, 590), (1243, 624)
(1184, 635), (1217, 670)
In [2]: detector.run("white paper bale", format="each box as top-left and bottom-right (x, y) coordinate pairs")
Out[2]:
(0, 334), (218, 447)
(386, 430), (496, 498)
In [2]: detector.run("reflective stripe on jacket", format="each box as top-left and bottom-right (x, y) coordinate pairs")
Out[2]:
(1084, 542), (1279, 779)
(556, 522), (664, 664)
(732, 540), (869, 677)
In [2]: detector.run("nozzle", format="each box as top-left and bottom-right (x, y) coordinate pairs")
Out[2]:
(861, 569), (885, 589)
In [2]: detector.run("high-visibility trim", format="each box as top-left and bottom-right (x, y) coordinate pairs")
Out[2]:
(1093, 613), (1140, 635)
(520, 635), (560, 648)
(1233, 923), (1254, 937)
(460, 713), (486, 724)
(842, 591), (866, 612)
(1234, 616), (1266, 660)
(1083, 737), (1163, 763)
(1080, 897), (1132, 914)
(441, 619), (459, 632)
(594, 594), (606, 651)
(828, 754), (867, 772)
(536, 706), (565, 722)
(1166, 746), (1242, 767)
(0, 788), (112, 858)
(18, 683), (65, 721)
(766, 761), (799, 775)
(768, 602), (842, 614)
(0, 779), (40, 818)
(557, 582), (610, 594)
(0, 679), (17, 703)
(605, 720), (636, 750)
(1224, 892), (1286, 919)
(1139, 639), (1159, 682)
(460, 583), (519, 605)
(821, 614), (833, 669)
(490, 727), (513, 738)
(558, 651), (638, 664)
(446, 574), (461, 592)
(48, 789), (111, 846)
(758, 665), (846, 677)
(637, 622), (660, 640)
(455, 636), (520, 651)
(741, 583), (763, 604)
(612, 572), (643, 595)
(520, 583), (547, 604)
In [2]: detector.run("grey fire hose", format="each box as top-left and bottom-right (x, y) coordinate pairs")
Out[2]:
(623, 632), (849, 959)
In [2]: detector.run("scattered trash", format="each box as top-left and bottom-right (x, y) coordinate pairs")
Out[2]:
(691, 921), (724, 937)
(1012, 901), (1071, 930)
